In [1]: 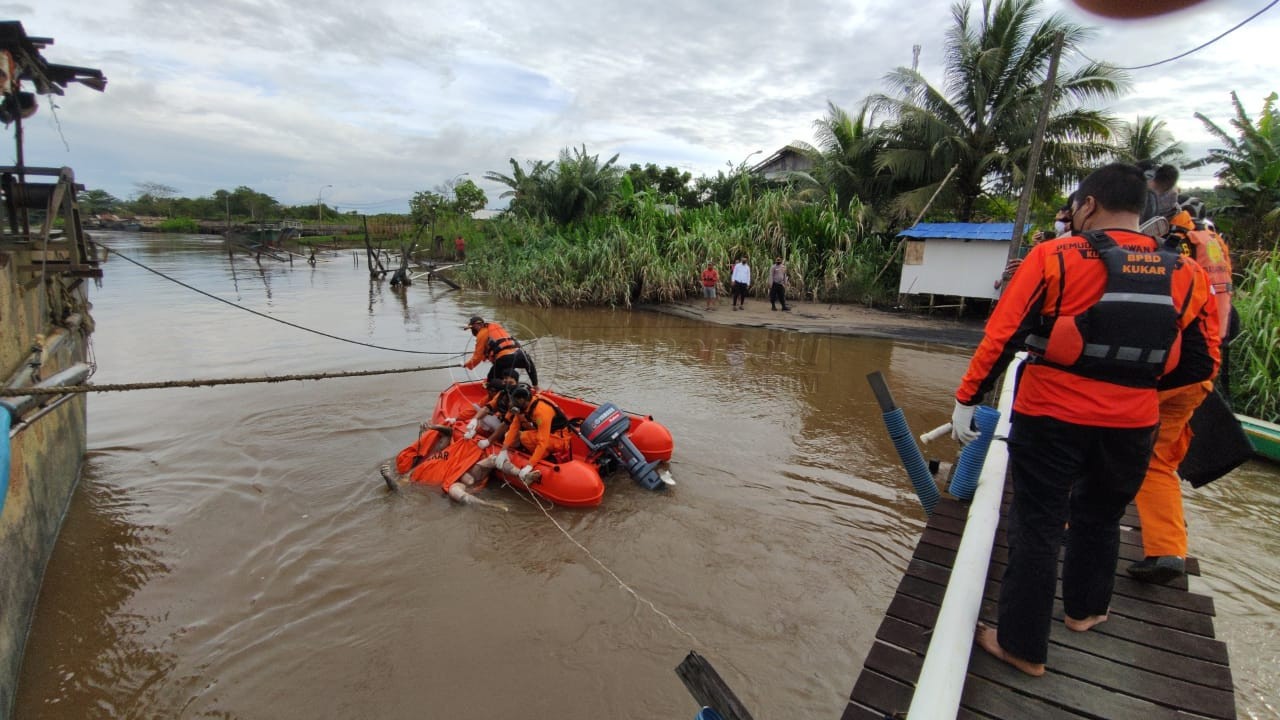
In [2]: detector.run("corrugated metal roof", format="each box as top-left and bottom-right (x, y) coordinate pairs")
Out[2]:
(897, 222), (1015, 241)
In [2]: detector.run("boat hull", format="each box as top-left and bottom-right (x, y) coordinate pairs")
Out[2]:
(1, 245), (92, 714)
(1237, 413), (1280, 464)
(432, 381), (674, 507)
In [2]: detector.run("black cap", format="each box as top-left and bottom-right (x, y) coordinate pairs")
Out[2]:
(467, 315), (484, 326)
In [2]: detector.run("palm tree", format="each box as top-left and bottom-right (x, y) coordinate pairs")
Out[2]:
(1113, 116), (1186, 166)
(873, 0), (1125, 221)
(1186, 91), (1280, 249)
(485, 146), (620, 224)
(795, 100), (893, 217)
(542, 145), (623, 225)
(484, 158), (551, 219)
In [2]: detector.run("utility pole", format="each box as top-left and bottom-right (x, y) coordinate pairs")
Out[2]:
(1007, 32), (1065, 268)
(317, 184), (333, 224)
(912, 44), (921, 73)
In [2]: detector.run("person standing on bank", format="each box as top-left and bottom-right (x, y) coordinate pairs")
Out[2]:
(951, 163), (1216, 677)
(730, 256), (750, 310)
(700, 261), (720, 311)
(769, 256), (791, 311)
(463, 315), (539, 387)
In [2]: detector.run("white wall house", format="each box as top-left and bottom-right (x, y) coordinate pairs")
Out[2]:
(897, 223), (1015, 301)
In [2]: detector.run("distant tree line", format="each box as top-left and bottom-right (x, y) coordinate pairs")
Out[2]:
(78, 182), (349, 224)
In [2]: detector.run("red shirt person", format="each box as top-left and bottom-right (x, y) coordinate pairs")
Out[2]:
(699, 262), (719, 310)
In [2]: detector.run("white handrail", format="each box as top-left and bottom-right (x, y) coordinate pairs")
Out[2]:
(906, 352), (1024, 720)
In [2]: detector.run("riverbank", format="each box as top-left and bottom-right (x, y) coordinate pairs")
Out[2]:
(640, 297), (986, 348)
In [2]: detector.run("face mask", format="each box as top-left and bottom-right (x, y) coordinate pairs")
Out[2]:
(1054, 220), (1068, 235)
(1069, 204), (1087, 234)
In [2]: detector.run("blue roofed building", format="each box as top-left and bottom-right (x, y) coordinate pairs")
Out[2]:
(896, 222), (1016, 302)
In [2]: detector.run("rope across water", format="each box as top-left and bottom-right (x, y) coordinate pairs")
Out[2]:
(0, 364), (456, 396)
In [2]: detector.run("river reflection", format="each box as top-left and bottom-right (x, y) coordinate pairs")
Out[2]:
(14, 233), (1280, 719)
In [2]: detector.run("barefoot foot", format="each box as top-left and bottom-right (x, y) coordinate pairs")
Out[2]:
(379, 462), (401, 492)
(975, 623), (1045, 677)
(1064, 614), (1108, 632)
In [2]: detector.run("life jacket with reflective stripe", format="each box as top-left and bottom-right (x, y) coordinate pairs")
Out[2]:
(1025, 230), (1183, 388)
(1187, 229), (1233, 294)
(482, 322), (520, 361)
(1167, 215), (1233, 338)
(528, 396), (570, 433)
(1167, 217), (1233, 294)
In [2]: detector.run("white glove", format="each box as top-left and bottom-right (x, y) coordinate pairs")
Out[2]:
(496, 449), (509, 469)
(951, 401), (979, 445)
(517, 465), (533, 482)
(477, 438), (490, 449)
(463, 418), (478, 439)
(444, 417), (458, 425)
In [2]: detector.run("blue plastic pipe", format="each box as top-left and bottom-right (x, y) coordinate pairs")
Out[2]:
(0, 406), (11, 517)
(883, 407), (941, 515)
(947, 405), (1002, 501)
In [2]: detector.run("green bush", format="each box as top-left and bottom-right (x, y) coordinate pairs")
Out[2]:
(157, 217), (199, 233)
(457, 190), (898, 307)
(1231, 247), (1280, 422)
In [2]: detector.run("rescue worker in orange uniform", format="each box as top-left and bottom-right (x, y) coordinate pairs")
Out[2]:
(1172, 198), (1238, 394)
(498, 385), (572, 484)
(1129, 201), (1226, 583)
(462, 315), (539, 387)
(951, 163), (1217, 677)
(462, 368), (521, 441)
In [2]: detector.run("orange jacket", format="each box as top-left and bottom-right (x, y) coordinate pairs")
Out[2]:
(504, 395), (571, 465)
(464, 322), (518, 369)
(956, 229), (1216, 428)
(701, 267), (719, 287)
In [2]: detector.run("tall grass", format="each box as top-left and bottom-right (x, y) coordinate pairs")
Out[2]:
(458, 190), (898, 308)
(1231, 246), (1280, 422)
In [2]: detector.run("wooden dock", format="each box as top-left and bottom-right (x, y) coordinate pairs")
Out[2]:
(844, 493), (1236, 719)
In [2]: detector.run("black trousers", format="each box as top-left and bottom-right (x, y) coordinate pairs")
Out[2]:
(731, 281), (748, 306)
(490, 350), (538, 386)
(769, 282), (788, 309)
(998, 411), (1157, 664)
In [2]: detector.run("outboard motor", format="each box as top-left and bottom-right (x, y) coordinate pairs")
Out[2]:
(577, 402), (664, 490)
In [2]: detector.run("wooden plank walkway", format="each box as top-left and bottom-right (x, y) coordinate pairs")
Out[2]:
(845, 493), (1236, 719)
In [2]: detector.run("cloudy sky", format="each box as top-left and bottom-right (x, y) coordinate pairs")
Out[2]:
(12, 0), (1278, 213)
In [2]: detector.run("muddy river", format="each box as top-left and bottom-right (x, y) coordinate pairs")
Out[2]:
(14, 233), (1279, 718)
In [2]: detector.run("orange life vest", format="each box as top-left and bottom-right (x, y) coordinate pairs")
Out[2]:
(1169, 212), (1233, 337)
(481, 322), (519, 361)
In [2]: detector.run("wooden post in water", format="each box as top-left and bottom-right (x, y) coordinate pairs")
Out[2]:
(675, 652), (755, 720)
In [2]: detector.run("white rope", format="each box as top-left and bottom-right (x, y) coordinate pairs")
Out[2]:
(505, 480), (703, 647)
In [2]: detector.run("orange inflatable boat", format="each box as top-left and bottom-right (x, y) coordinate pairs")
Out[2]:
(431, 381), (674, 507)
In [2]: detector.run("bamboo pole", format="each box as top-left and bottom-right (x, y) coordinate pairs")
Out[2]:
(871, 164), (960, 288)
(1007, 31), (1065, 268)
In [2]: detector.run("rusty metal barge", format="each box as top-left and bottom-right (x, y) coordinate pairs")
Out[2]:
(0, 20), (105, 716)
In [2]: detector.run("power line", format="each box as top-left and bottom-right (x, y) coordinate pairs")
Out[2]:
(99, 245), (467, 356)
(1086, 0), (1278, 71)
